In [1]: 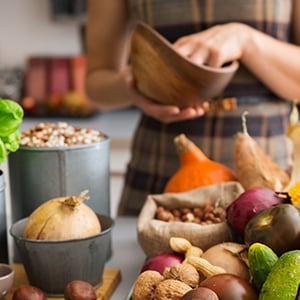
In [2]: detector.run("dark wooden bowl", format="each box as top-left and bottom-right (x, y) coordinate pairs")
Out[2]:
(130, 22), (239, 107)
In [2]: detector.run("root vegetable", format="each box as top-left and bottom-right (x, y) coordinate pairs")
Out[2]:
(24, 190), (101, 240)
(201, 242), (250, 281)
(284, 102), (300, 191)
(226, 186), (283, 237)
(234, 112), (290, 191)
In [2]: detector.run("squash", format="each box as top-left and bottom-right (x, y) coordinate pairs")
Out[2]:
(164, 134), (237, 193)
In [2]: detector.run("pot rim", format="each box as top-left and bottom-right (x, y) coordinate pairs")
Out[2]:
(17, 136), (110, 152)
(10, 214), (114, 244)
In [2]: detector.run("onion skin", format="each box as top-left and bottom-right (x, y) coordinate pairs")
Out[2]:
(226, 187), (283, 237)
(140, 253), (184, 275)
(24, 192), (101, 241)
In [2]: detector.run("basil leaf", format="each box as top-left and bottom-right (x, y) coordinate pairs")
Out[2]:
(2, 131), (21, 153)
(0, 138), (7, 164)
(0, 98), (24, 137)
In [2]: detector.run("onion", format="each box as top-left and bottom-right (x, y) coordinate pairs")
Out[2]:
(140, 253), (184, 275)
(227, 187), (283, 237)
(23, 190), (101, 240)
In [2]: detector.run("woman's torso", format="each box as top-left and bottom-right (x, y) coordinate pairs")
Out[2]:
(118, 0), (294, 215)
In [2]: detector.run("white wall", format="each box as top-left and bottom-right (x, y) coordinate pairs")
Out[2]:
(0, 0), (82, 68)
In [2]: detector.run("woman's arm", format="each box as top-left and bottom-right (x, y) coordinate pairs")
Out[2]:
(85, 0), (207, 122)
(174, 4), (300, 101)
(85, 0), (134, 110)
(241, 4), (300, 101)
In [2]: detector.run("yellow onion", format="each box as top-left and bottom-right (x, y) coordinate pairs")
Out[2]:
(23, 190), (101, 240)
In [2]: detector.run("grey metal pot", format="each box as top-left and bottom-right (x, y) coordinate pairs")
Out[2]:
(10, 214), (114, 297)
(8, 137), (111, 262)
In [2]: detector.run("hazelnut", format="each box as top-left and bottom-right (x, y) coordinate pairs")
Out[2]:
(12, 285), (47, 300)
(64, 280), (97, 300)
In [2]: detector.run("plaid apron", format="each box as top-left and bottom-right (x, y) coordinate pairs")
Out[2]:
(118, 0), (294, 215)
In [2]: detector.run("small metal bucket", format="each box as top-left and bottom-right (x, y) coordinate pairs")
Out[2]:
(8, 137), (111, 262)
(10, 214), (114, 297)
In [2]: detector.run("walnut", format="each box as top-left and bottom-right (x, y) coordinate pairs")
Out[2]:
(132, 270), (164, 300)
(154, 279), (192, 300)
(163, 263), (200, 288)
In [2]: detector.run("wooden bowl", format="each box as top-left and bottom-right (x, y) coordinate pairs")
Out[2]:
(130, 23), (239, 108)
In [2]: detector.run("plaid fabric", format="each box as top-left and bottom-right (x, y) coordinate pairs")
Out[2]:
(118, 0), (294, 216)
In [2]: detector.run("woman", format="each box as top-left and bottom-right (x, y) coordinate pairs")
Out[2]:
(86, 0), (300, 215)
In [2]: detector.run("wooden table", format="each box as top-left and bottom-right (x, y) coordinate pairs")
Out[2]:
(6, 264), (121, 300)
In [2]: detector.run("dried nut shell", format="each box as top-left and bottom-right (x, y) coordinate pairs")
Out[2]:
(155, 279), (192, 300)
(169, 237), (192, 253)
(132, 270), (164, 300)
(163, 263), (200, 288)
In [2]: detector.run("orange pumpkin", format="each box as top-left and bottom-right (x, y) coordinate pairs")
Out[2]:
(164, 134), (237, 193)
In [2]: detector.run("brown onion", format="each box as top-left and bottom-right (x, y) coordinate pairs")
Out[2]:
(23, 190), (101, 240)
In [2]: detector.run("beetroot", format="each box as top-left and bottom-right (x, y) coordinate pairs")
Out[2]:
(227, 187), (283, 237)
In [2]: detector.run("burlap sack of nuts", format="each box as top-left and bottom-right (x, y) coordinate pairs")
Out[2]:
(137, 181), (244, 257)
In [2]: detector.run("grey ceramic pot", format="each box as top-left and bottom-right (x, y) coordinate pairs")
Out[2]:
(0, 263), (14, 299)
(10, 214), (114, 297)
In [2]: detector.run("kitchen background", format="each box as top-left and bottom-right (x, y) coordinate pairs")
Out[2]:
(0, 0), (141, 218)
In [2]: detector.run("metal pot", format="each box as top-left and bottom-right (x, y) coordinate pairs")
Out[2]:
(8, 137), (111, 262)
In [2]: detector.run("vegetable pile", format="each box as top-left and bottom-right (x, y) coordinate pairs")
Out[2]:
(0, 98), (24, 163)
(132, 101), (300, 299)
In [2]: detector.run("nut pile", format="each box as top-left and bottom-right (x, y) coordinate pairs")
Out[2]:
(19, 122), (106, 147)
(155, 200), (226, 224)
(132, 237), (226, 300)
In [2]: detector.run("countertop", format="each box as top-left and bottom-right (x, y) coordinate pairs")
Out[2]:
(106, 217), (145, 300)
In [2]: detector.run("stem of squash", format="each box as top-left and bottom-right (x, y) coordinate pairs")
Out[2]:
(174, 134), (208, 163)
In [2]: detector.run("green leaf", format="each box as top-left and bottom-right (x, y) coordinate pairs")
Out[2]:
(0, 138), (7, 164)
(2, 131), (21, 153)
(0, 98), (24, 137)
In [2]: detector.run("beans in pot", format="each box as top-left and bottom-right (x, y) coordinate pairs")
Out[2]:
(20, 122), (106, 147)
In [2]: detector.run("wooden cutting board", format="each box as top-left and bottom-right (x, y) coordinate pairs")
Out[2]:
(6, 264), (121, 300)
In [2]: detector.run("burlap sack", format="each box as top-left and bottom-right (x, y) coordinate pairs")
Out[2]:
(137, 181), (244, 257)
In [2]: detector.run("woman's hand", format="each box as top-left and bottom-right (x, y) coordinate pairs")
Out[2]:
(173, 22), (251, 68)
(123, 66), (207, 123)
(133, 93), (207, 123)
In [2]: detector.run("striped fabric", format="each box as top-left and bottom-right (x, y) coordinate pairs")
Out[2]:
(118, 0), (294, 216)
